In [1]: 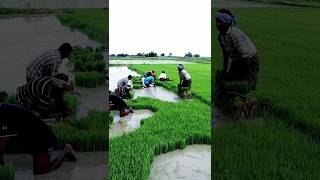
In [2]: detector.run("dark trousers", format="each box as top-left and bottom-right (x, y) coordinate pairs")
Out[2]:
(228, 54), (259, 90)
(109, 95), (128, 111)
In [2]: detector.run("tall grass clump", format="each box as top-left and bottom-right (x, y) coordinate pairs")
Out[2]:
(0, 164), (15, 180)
(71, 46), (106, 88)
(52, 110), (108, 151)
(132, 76), (143, 89)
(75, 72), (105, 88)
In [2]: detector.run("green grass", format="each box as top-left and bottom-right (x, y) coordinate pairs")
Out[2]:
(110, 64), (211, 179)
(212, 8), (320, 178)
(130, 64), (211, 105)
(0, 164), (15, 180)
(56, 9), (108, 45)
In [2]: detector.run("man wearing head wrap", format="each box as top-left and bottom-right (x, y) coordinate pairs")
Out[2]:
(178, 64), (192, 88)
(216, 9), (259, 90)
(16, 73), (73, 118)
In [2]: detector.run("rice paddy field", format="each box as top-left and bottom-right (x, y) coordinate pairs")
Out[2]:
(0, 8), (108, 179)
(109, 64), (211, 179)
(57, 9), (108, 45)
(212, 8), (320, 178)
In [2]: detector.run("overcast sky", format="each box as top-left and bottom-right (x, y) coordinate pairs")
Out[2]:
(109, 0), (211, 57)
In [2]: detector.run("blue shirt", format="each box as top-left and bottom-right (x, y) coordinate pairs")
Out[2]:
(144, 76), (154, 85)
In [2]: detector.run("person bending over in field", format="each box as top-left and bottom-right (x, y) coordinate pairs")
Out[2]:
(16, 73), (73, 118)
(115, 75), (132, 99)
(216, 9), (259, 90)
(159, 71), (170, 81)
(144, 75), (155, 88)
(26, 43), (73, 82)
(0, 103), (76, 175)
(178, 64), (192, 89)
(109, 94), (134, 117)
(144, 70), (156, 79)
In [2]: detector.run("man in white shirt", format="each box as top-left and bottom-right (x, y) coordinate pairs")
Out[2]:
(159, 71), (170, 81)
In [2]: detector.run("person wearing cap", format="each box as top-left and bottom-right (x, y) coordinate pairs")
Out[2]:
(16, 73), (73, 118)
(0, 103), (77, 175)
(26, 43), (73, 82)
(178, 64), (192, 88)
(216, 9), (259, 90)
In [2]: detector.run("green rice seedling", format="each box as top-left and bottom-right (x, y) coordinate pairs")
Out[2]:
(56, 9), (108, 45)
(94, 52), (104, 61)
(63, 94), (79, 114)
(0, 91), (16, 104)
(75, 72), (105, 88)
(52, 110), (108, 151)
(131, 76), (143, 89)
(0, 164), (15, 180)
(0, 91), (8, 102)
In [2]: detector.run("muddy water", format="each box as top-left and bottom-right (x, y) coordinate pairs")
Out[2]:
(212, 0), (286, 8)
(108, 66), (139, 91)
(133, 86), (181, 102)
(4, 151), (107, 180)
(110, 60), (196, 65)
(109, 109), (154, 138)
(0, 15), (105, 119)
(0, 0), (107, 9)
(109, 66), (181, 102)
(149, 145), (211, 180)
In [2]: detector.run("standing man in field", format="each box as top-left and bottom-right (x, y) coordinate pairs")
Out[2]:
(26, 43), (73, 82)
(216, 9), (259, 90)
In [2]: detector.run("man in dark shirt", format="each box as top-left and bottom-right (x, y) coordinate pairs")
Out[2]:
(0, 103), (76, 174)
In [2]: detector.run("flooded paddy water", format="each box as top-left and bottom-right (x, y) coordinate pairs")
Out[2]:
(4, 152), (107, 180)
(109, 66), (181, 102)
(149, 145), (211, 180)
(109, 109), (154, 138)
